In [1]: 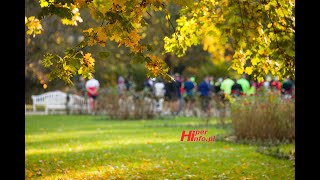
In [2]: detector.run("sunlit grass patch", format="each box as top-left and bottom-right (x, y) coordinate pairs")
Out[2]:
(25, 115), (294, 179)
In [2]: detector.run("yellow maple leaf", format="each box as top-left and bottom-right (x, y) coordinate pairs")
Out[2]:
(87, 38), (96, 46)
(145, 54), (168, 77)
(110, 34), (121, 42)
(43, 84), (48, 89)
(83, 53), (95, 68)
(251, 58), (259, 65)
(96, 27), (108, 46)
(61, 5), (83, 26)
(39, 0), (50, 7)
(74, 0), (86, 7)
(113, 0), (126, 7)
(257, 76), (264, 83)
(244, 66), (253, 75)
(83, 28), (93, 34)
(270, 68), (275, 75)
(78, 67), (83, 74)
(25, 16), (43, 37)
(129, 30), (141, 44)
(256, 27), (264, 36)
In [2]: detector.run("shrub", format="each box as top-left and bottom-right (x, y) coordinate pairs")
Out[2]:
(97, 90), (156, 120)
(256, 146), (295, 161)
(230, 92), (295, 142)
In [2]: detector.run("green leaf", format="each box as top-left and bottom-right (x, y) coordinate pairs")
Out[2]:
(42, 53), (55, 67)
(76, 41), (86, 49)
(145, 57), (152, 63)
(96, 10), (105, 19)
(171, 0), (194, 7)
(146, 45), (154, 51)
(122, 20), (134, 30)
(98, 52), (110, 59)
(239, 39), (246, 48)
(55, 0), (74, 5)
(219, 36), (228, 44)
(65, 48), (75, 55)
(54, 7), (73, 19)
(38, 5), (73, 20)
(286, 49), (295, 57)
(141, 19), (148, 27)
(132, 53), (145, 64)
(69, 56), (81, 69)
(105, 12), (123, 21)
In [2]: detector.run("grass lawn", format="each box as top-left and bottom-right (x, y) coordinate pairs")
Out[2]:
(25, 115), (295, 179)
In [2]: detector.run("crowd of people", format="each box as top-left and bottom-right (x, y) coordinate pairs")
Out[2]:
(138, 73), (295, 116)
(74, 73), (295, 116)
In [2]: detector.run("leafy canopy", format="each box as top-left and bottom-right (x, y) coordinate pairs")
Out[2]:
(26, 0), (295, 84)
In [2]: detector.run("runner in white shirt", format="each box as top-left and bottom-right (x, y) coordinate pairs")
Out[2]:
(85, 75), (100, 114)
(153, 79), (165, 113)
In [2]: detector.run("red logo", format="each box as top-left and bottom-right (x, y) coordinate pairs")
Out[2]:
(180, 130), (216, 142)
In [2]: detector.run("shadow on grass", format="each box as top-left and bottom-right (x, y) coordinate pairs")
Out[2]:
(26, 141), (213, 177)
(25, 139), (295, 179)
(26, 115), (232, 135)
(143, 121), (233, 129)
(26, 128), (178, 147)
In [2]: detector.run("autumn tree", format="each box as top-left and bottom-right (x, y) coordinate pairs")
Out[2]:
(164, 0), (295, 81)
(25, 0), (87, 101)
(25, 0), (295, 85)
